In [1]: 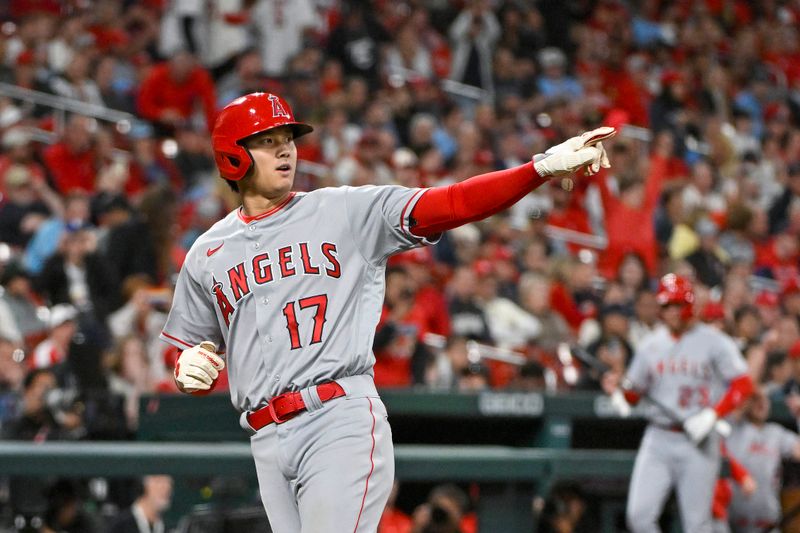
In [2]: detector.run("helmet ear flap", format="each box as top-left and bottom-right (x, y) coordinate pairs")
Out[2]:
(213, 144), (252, 181)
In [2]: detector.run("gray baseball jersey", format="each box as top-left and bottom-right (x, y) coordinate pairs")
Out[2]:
(626, 324), (748, 426)
(727, 421), (798, 531)
(625, 324), (747, 533)
(160, 185), (433, 411)
(160, 185), (433, 533)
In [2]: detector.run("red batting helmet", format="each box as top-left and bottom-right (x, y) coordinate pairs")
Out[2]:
(211, 92), (313, 181)
(656, 273), (695, 320)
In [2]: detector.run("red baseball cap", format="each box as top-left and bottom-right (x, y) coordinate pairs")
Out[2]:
(701, 301), (725, 321)
(755, 291), (779, 308)
(782, 278), (800, 297)
(472, 259), (494, 277)
(789, 340), (800, 360)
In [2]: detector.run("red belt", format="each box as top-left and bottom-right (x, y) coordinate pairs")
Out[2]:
(246, 381), (346, 430)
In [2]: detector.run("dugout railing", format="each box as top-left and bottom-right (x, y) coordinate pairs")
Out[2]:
(0, 441), (636, 532)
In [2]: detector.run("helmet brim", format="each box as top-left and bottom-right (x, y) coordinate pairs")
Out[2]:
(238, 122), (314, 145)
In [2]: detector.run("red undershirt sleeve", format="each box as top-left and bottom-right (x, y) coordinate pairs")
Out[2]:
(714, 374), (755, 418)
(409, 161), (548, 237)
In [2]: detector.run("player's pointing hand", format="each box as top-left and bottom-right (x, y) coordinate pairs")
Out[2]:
(533, 126), (616, 178)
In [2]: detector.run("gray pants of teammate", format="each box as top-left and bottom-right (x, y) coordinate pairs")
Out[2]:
(243, 376), (394, 533)
(627, 425), (721, 533)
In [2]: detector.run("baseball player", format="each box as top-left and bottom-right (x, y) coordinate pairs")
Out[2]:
(609, 274), (755, 533)
(159, 91), (615, 533)
(726, 388), (800, 532)
(712, 442), (756, 533)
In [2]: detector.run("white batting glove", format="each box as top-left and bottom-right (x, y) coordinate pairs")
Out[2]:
(534, 126), (616, 177)
(174, 341), (225, 394)
(683, 407), (718, 444)
(609, 388), (632, 418)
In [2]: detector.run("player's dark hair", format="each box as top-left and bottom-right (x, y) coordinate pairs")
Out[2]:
(223, 178), (239, 192)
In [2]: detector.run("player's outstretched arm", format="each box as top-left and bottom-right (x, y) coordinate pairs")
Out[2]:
(174, 341), (225, 395)
(409, 127), (615, 237)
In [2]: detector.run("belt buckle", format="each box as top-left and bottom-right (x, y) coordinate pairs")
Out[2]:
(267, 391), (299, 424)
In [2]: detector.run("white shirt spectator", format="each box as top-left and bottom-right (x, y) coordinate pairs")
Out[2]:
(484, 297), (541, 350)
(252, 0), (318, 76)
(0, 297), (22, 344)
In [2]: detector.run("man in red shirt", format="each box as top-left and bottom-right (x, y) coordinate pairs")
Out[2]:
(41, 115), (97, 194)
(137, 50), (217, 134)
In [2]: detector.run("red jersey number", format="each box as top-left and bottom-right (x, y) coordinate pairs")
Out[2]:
(678, 385), (711, 409)
(282, 294), (329, 349)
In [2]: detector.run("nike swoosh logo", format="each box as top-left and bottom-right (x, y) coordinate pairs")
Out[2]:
(206, 242), (224, 257)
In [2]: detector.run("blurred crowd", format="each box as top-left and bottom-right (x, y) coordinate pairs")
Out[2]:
(0, 0), (798, 530)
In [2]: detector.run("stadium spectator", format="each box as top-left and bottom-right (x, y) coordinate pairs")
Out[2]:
(685, 216), (728, 289)
(107, 275), (170, 384)
(251, 0), (317, 77)
(594, 133), (672, 278)
(24, 190), (90, 275)
(477, 270), (540, 351)
(733, 305), (763, 353)
(518, 273), (571, 355)
(0, 261), (46, 347)
(411, 483), (476, 533)
(37, 222), (118, 322)
(448, 1), (500, 99)
(202, 0), (251, 79)
(615, 253), (649, 305)
(41, 115), (98, 194)
(0, 163), (59, 249)
(537, 482), (589, 533)
(30, 303), (76, 370)
(49, 50), (103, 107)
(578, 304), (633, 391)
(0, 335), (25, 423)
(446, 265), (492, 343)
(215, 50), (268, 108)
(104, 475), (173, 533)
(537, 47), (583, 103)
(426, 335), (470, 391)
(105, 335), (156, 432)
(136, 50), (217, 134)
(762, 350), (791, 398)
(628, 289), (661, 350)
(3, 367), (82, 441)
(93, 193), (156, 285)
(385, 21), (434, 82)
(41, 479), (100, 533)
(0, 126), (47, 197)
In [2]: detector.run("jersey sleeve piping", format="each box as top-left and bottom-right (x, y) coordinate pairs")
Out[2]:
(159, 331), (227, 355)
(400, 188), (440, 246)
(160, 330), (194, 349)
